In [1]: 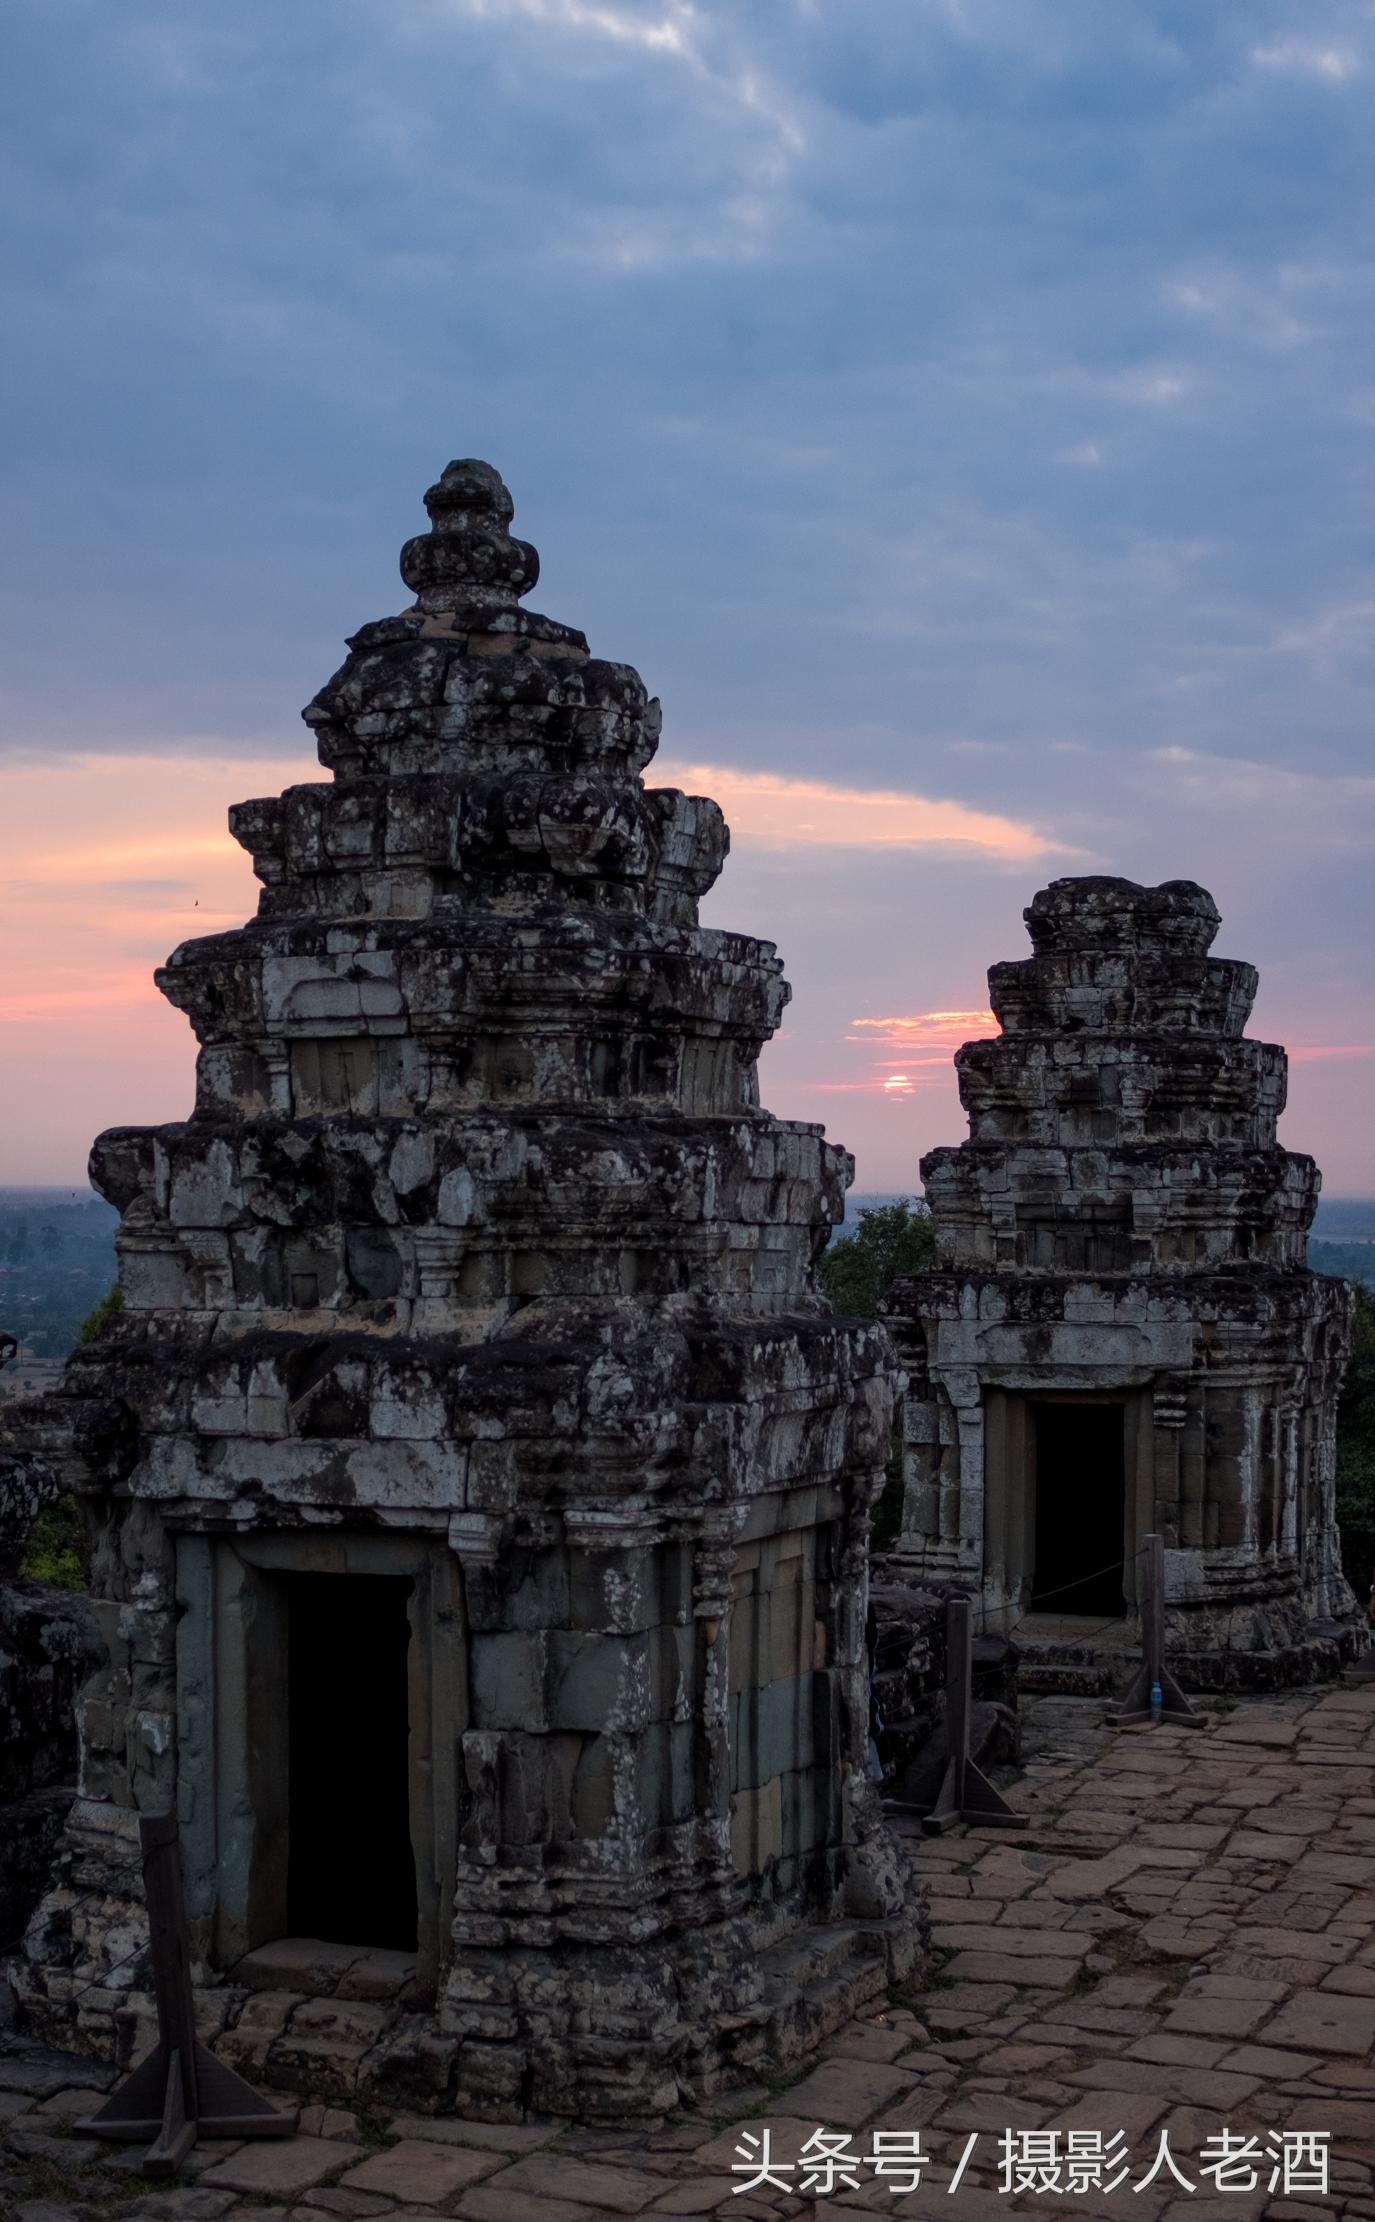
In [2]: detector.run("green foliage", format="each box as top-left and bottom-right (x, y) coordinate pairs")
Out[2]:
(1336, 1283), (1375, 1592)
(816, 1200), (935, 1557)
(22, 1495), (89, 1590)
(77, 1284), (123, 1343)
(818, 1197), (937, 1319)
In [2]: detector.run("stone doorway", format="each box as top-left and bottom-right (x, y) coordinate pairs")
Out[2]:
(175, 1531), (465, 1985)
(1030, 1398), (1127, 1615)
(285, 1571), (417, 1950)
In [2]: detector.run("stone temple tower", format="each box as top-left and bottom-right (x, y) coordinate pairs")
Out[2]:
(12, 462), (920, 2116)
(887, 876), (1361, 1686)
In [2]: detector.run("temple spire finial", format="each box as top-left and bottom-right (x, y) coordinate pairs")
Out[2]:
(399, 456), (539, 612)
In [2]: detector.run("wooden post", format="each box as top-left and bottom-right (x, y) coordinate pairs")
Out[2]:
(76, 1813), (298, 2176)
(922, 1596), (1028, 1835)
(1106, 1533), (1203, 1729)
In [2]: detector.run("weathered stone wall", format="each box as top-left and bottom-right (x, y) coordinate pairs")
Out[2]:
(0, 1352), (99, 1957)
(887, 876), (1364, 1683)
(867, 1576), (1019, 1806)
(0, 1399), (65, 1584)
(4, 460), (923, 2118)
(0, 1584), (98, 1954)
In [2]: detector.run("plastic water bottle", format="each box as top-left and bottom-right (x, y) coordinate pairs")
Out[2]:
(1150, 1678), (1163, 1725)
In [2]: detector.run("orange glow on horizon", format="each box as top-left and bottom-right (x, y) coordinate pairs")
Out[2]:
(849, 1007), (998, 1043)
(3, 752), (1372, 1191)
(0, 751), (319, 1179)
(1286, 1044), (1375, 1061)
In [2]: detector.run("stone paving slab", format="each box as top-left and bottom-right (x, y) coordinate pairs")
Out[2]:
(4, 1679), (1375, 2218)
(337, 2143), (499, 2204)
(199, 2137), (367, 2196)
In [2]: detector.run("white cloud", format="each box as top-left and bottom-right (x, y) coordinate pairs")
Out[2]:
(1274, 598), (1375, 656)
(1162, 263), (1342, 350)
(1148, 744), (1375, 853)
(559, 210), (762, 269)
(1098, 366), (1191, 407)
(1251, 39), (1360, 82)
(444, 0), (698, 57)
(415, 0), (805, 267)
(1043, 362), (1195, 409)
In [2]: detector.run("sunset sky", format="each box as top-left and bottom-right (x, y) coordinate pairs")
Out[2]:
(3, 1), (1374, 1192)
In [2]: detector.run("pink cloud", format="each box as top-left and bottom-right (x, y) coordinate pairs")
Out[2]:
(783, 1073), (945, 1094)
(849, 1007), (999, 1046)
(4, 753), (1372, 1197)
(1286, 1044), (1375, 1061)
(0, 752), (318, 1180)
(654, 761), (1063, 858)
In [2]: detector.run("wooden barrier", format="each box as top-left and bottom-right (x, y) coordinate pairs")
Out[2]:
(1106, 1532), (1203, 1729)
(921, 1595), (1028, 1835)
(76, 1813), (298, 2176)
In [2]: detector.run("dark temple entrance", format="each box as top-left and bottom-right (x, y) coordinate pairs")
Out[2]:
(286, 1572), (418, 1950)
(1031, 1400), (1127, 1615)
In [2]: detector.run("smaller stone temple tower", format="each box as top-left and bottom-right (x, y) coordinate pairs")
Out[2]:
(887, 876), (1361, 1684)
(7, 461), (922, 2119)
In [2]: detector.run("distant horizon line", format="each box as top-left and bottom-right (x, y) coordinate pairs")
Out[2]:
(5, 1183), (1375, 1205)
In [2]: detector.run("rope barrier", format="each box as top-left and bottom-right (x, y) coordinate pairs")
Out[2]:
(0, 1877), (151, 2003)
(0, 1876), (108, 1960)
(976, 1543), (1150, 1635)
(1024, 1543), (1148, 1610)
(69, 1934), (153, 2005)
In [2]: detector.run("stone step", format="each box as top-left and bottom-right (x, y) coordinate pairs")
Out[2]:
(1017, 1639), (1133, 1699)
(756, 1922), (883, 1998)
(768, 1952), (890, 2062)
(232, 1937), (420, 2001)
(734, 1922), (892, 2081)
(1019, 1660), (1120, 1697)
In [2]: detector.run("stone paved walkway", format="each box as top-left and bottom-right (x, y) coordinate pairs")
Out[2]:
(3, 1680), (1373, 2222)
